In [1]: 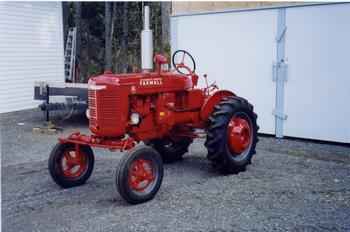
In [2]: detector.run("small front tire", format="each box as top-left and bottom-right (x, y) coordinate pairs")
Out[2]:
(48, 143), (95, 188)
(115, 145), (164, 204)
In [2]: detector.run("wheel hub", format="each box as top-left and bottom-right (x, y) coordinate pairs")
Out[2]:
(128, 159), (155, 192)
(227, 116), (252, 154)
(61, 150), (87, 178)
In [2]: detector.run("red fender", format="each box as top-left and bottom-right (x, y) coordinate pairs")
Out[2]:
(200, 90), (236, 121)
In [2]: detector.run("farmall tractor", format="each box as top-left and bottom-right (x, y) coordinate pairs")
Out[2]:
(48, 6), (258, 204)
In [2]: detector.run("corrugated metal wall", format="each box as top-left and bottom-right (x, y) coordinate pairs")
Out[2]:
(171, 3), (350, 143)
(0, 2), (64, 113)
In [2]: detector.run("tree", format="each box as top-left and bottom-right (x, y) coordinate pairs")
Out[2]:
(63, 2), (165, 79)
(161, 2), (171, 54)
(73, 2), (82, 80)
(104, 2), (112, 71)
(62, 2), (70, 49)
(111, 3), (117, 44)
(120, 2), (129, 73)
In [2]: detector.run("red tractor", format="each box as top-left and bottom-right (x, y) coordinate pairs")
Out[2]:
(48, 49), (259, 204)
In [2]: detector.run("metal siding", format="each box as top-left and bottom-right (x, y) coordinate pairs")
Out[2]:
(274, 8), (287, 138)
(284, 4), (350, 143)
(171, 3), (350, 143)
(0, 2), (64, 113)
(171, 10), (277, 134)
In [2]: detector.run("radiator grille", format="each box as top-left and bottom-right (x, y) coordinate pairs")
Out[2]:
(88, 89), (125, 136)
(98, 93), (121, 121)
(88, 90), (97, 127)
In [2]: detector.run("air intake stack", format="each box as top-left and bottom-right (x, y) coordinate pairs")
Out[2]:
(141, 6), (153, 71)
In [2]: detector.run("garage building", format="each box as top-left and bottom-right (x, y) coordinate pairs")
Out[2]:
(171, 3), (350, 143)
(0, 2), (64, 113)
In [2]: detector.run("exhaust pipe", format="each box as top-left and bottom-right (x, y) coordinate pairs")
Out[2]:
(141, 6), (153, 71)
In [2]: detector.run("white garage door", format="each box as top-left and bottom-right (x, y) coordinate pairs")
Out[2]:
(171, 3), (350, 143)
(0, 2), (64, 113)
(171, 10), (277, 134)
(284, 4), (350, 143)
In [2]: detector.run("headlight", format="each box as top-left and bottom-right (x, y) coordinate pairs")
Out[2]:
(86, 109), (90, 119)
(130, 112), (140, 125)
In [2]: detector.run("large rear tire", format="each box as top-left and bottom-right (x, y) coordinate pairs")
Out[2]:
(146, 137), (192, 163)
(115, 145), (164, 204)
(48, 143), (94, 188)
(205, 96), (259, 174)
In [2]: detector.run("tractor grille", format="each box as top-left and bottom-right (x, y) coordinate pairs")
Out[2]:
(88, 90), (98, 128)
(88, 89), (126, 136)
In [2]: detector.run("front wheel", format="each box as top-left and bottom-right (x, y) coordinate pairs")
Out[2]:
(205, 96), (259, 174)
(115, 145), (164, 204)
(48, 143), (95, 188)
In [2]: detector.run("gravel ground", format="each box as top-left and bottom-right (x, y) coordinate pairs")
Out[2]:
(1, 109), (350, 232)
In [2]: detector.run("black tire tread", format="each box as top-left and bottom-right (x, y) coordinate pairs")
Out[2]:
(147, 138), (192, 163)
(48, 143), (94, 188)
(205, 96), (259, 174)
(115, 145), (164, 204)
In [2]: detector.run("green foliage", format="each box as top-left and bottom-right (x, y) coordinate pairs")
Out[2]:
(64, 2), (166, 81)
(163, 42), (171, 62)
(87, 61), (103, 77)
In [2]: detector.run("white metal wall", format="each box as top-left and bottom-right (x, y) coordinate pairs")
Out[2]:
(284, 4), (350, 143)
(0, 2), (64, 113)
(172, 10), (277, 134)
(171, 3), (350, 143)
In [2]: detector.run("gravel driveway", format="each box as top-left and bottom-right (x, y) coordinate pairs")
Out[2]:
(1, 109), (350, 232)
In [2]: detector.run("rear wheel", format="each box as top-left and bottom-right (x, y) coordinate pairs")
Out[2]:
(48, 143), (94, 188)
(115, 145), (163, 204)
(146, 137), (192, 163)
(205, 96), (259, 174)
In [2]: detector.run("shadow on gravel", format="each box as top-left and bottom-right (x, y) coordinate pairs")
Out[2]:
(10, 153), (219, 209)
(0, 108), (89, 130)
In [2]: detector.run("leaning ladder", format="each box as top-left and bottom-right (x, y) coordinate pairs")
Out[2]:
(64, 27), (77, 82)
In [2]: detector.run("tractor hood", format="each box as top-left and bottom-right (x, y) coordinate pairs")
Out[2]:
(88, 71), (194, 95)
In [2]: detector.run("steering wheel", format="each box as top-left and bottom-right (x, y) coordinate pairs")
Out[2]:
(172, 50), (196, 75)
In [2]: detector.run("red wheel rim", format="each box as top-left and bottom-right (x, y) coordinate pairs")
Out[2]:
(61, 149), (88, 178)
(128, 159), (155, 192)
(227, 115), (252, 154)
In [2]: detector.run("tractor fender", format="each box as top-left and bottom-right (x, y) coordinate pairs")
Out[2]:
(200, 90), (236, 121)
